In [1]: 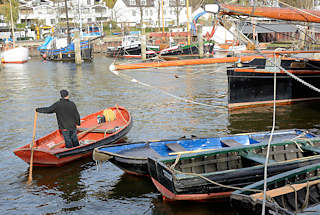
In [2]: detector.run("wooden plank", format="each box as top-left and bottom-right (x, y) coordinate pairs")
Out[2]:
(166, 143), (186, 152)
(169, 148), (216, 155)
(240, 152), (276, 164)
(251, 179), (320, 200)
(220, 139), (243, 147)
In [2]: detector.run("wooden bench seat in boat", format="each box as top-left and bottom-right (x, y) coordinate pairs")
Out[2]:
(240, 152), (276, 164)
(77, 127), (116, 133)
(220, 139), (243, 147)
(166, 143), (186, 152)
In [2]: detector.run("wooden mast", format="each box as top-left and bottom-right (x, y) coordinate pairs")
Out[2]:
(9, 0), (15, 46)
(64, 0), (71, 44)
(186, 0), (190, 45)
(161, 0), (165, 41)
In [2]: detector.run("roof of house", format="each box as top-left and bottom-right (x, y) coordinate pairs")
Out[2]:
(241, 23), (298, 34)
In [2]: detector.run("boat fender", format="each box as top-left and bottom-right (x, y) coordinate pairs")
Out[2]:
(103, 108), (116, 122)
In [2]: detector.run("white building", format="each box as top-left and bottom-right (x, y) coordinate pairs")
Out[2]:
(18, 0), (110, 27)
(113, 0), (192, 28)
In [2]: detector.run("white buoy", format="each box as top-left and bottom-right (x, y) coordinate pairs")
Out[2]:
(109, 63), (116, 71)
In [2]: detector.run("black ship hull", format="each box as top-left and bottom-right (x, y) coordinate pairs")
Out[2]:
(227, 58), (320, 109)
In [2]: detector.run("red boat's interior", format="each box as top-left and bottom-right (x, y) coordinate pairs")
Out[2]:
(25, 106), (130, 150)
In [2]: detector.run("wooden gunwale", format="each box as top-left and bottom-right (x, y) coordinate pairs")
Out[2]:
(232, 163), (320, 195)
(160, 139), (320, 163)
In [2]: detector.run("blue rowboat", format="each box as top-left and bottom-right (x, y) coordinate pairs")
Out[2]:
(93, 129), (315, 176)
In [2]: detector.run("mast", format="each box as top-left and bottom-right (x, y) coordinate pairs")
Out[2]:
(78, 0), (82, 39)
(64, 0), (71, 44)
(9, 0), (15, 46)
(161, 0), (165, 40)
(186, 0), (190, 45)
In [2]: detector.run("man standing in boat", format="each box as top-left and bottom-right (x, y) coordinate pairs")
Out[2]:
(36, 89), (80, 148)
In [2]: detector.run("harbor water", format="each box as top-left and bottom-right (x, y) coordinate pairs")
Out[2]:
(1, 55), (320, 215)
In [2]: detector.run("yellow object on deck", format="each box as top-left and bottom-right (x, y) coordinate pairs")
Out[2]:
(103, 109), (116, 122)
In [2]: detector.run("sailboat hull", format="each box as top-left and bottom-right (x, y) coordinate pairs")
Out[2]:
(1, 47), (29, 64)
(227, 58), (320, 109)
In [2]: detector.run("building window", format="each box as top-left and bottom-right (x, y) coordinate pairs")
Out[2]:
(51, 19), (55, 24)
(132, 10), (136, 16)
(180, 0), (184, 5)
(141, 0), (146, 5)
(87, 0), (91, 5)
(130, 0), (136, 5)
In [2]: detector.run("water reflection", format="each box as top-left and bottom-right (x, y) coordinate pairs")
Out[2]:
(228, 101), (320, 134)
(30, 157), (94, 203)
(95, 173), (157, 200)
(151, 197), (237, 215)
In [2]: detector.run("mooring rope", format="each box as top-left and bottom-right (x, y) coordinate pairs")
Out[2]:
(261, 64), (277, 215)
(302, 181), (311, 212)
(169, 154), (262, 193)
(109, 69), (227, 109)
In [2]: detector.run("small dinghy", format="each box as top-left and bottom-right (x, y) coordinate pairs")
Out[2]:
(14, 105), (132, 167)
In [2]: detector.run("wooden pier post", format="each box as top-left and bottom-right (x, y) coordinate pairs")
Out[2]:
(197, 25), (204, 58)
(74, 31), (82, 64)
(141, 34), (146, 61)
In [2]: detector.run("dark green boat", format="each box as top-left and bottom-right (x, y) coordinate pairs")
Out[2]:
(148, 138), (320, 201)
(231, 163), (320, 215)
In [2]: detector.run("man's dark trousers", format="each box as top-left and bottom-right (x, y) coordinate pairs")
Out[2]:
(62, 130), (79, 148)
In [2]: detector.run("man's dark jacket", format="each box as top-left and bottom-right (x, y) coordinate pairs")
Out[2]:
(36, 98), (80, 130)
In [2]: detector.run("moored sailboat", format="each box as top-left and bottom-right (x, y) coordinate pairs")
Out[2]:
(204, 3), (320, 109)
(1, 0), (29, 64)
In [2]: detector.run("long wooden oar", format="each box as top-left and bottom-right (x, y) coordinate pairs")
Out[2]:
(27, 111), (38, 185)
(169, 148), (217, 156)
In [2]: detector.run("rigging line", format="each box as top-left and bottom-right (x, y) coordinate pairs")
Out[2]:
(262, 65), (277, 215)
(109, 69), (226, 109)
(238, 48), (320, 94)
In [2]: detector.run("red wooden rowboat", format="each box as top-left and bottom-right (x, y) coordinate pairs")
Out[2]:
(13, 105), (132, 167)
